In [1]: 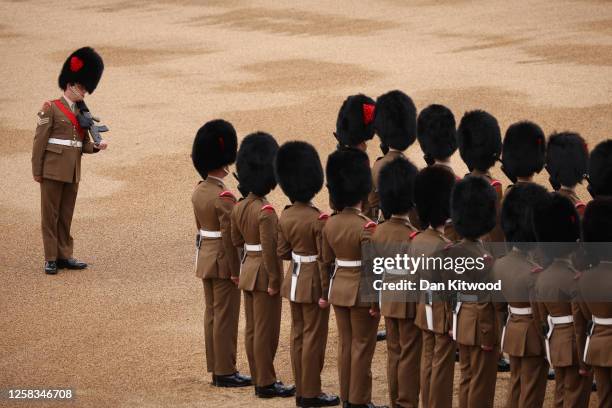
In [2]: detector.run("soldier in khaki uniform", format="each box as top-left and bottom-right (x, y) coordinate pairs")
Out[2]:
(275, 141), (340, 408)
(32, 47), (107, 275)
(533, 193), (592, 407)
(456, 109), (509, 372)
(368, 90), (418, 224)
(492, 183), (550, 407)
(231, 132), (295, 398)
(443, 176), (500, 408)
(577, 199), (612, 408)
(587, 140), (612, 198)
(191, 120), (251, 388)
(545, 132), (589, 216)
(412, 165), (456, 408)
(320, 148), (387, 408)
(371, 157), (420, 408)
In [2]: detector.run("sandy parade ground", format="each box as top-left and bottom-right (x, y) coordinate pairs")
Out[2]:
(1, 0), (611, 406)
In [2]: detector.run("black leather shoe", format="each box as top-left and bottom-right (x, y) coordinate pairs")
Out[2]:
(497, 357), (510, 372)
(255, 381), (296, 398)
(348, 403), (389, 408)
(45, 261), (58, 275)
(301, 393), (340, 407)
(212, 372), (252, 387)
(376, 330), (386, 341)
(57, 258), (87, 269)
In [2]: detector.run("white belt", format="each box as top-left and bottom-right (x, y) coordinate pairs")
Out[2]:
(545, 314), (574, 366)
(502, 306), (534, 349)
(48, 138), (82, 148)
(425, 290), (434, 331)
(289, 252), (317, 302)
(584, 315), (612, 362)
(199, 229), (222, 238)
(244, 244), (263, 252)
(328, 259), (362, 299)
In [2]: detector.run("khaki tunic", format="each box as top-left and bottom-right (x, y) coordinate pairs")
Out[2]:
(231, 193), (283, 387)
(277, 202), (330, 398)
(535, 258), (592, 408)
(320, 207), (379, 405)
(492, 248), (548, 408)
(32, 97), (99, 261)
(558, 187), (587, 217)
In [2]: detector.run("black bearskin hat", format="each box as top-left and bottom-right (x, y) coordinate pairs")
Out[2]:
(275, 141), (323, 203)
(501, 183), (549, 248)
(374, 90), (417, 151)
(414, 165), (456, 229)
(58, 47), (104, 94)
(192, 119), (238, 178)
(417, 104), (457, 162)
(533, 193), (580, 257)
(583, 198), (612, 260)
(457, 109), (502, 172)
(378, 157), (418, 218)
(335, 94), (376, 147)
(502, 121), (546, 179)
(546, 132), (588, 188)
(588, 140), (612, 197)
(451, 176), (497, 239)
(236, 132), (279, 197)
(326, 148), (372, 210)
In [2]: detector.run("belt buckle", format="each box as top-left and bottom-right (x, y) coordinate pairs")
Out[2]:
(70, 139), (78, 147)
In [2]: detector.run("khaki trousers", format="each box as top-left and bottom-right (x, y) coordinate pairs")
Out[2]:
(334, 305), (379, 405)
(506, 355), (548, 408)
(244, 290), (281, 387)
(420, 330), (456, 408)
(385, 317), (421, 408)
(202, 278), (240, 376)
(40, 178), (79, 261)
(594, 366), (612, 408)
(553, 365), (592, 408)
(290, 302), (330, 398)
(458, 344), (498, 408)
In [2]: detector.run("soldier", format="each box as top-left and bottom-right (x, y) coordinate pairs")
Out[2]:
(577, 198), (612, 408)
(533, 193), (592, 407)
(412, 165), (456, 408)
(371, 157), (420, 408)
(491, 183), (550, 407)
(500, 120), (546, 188)
(191, 120), (250, 388)
(444, 176), (500, 408)
(456, 109), (508, 371)
(32, 47), (108, 275)
(320, 148), (387, 408)
(275, 141), (340, 408)
(545, 132), (589, 215)
(416, 104), (457, 173)
(587, 140), (612, 198)
(368, 90), (418, 222)
(231, 132), (295, 398)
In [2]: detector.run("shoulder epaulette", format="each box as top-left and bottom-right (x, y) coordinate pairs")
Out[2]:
(219, 190), (236, 200)
(482, 253), (493, 265)
(575, 202), (586, 213)
(318, 213), (330, 221)
(261, 204), (275, 213)
(490, 179), (502, 188)
(531, 265), (544, 274)
(364, 221), (377, 230)
(41, 101), (52, 111)
(409, 230), (420, 240)
(444, 242), (455, 251)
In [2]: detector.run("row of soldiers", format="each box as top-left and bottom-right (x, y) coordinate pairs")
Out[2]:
(190, 90), (612, 408)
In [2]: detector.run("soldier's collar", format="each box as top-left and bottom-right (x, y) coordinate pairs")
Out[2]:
(343, 206), (361, 213)
(206, 175), (225, 186)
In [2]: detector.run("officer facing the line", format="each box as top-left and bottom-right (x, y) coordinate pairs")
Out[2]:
(32, 47), (108, 275)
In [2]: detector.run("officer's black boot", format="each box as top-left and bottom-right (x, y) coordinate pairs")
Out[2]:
(44, 260), (58, 275)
